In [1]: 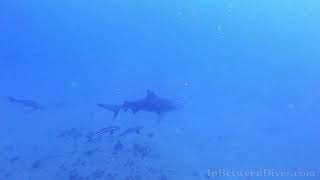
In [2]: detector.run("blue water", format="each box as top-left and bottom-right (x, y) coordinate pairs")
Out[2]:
(1, 0), (319, 179)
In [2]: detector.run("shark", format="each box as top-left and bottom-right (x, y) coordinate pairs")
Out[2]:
(8, 96), (44, 111)
(97, 90), (179, 119)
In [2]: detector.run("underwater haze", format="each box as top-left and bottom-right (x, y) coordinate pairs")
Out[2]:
(0, 0), (319, 179)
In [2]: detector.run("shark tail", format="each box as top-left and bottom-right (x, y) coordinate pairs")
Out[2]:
(97, 104), (122, 118)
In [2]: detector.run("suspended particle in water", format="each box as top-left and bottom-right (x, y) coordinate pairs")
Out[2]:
(70, 81), (78, 88)
(175, 128), (183, 135)
(225, 1), (234, 15)
(217, 25), (222, 31)
(287, 103), (295, 109)
(184, 82), (190, 87)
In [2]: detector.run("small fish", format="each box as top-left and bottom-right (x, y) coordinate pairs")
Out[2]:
(117, 127), (143, 138)
(8, 96), (44, 111)
(95, 126), (120, 135)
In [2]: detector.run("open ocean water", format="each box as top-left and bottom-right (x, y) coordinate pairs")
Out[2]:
(0, 0), (319, 179)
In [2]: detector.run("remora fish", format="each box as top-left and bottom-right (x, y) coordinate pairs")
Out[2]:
(97, 90), (179, 119)
(8, 96), (44, 111)
(95, 126), (120, 135)
(117, 127), (143, 138)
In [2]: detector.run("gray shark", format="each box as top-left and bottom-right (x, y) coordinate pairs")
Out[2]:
(8, 96), (44, 111)
(97, 90), (179, 119)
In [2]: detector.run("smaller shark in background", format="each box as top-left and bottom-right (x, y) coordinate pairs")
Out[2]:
(97, 90), (180, 119)
(8, 96), (44, 111)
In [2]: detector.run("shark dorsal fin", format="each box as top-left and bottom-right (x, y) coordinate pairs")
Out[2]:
(146, 90), (157, 99)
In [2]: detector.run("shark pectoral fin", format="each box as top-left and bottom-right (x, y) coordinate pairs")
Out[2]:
(134, 129), (142, 135)
(132, 108), (139, 114)
(97, 103), (121, 119)
(156, 112), (166, 122)
(113, 110), (120, 118)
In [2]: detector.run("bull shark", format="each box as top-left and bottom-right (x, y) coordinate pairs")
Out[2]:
(8, 96), (44, 111)
(97, 90), (179, 119)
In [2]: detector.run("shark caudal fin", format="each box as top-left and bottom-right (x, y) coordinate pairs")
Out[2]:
(96, 104), (122, 118)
